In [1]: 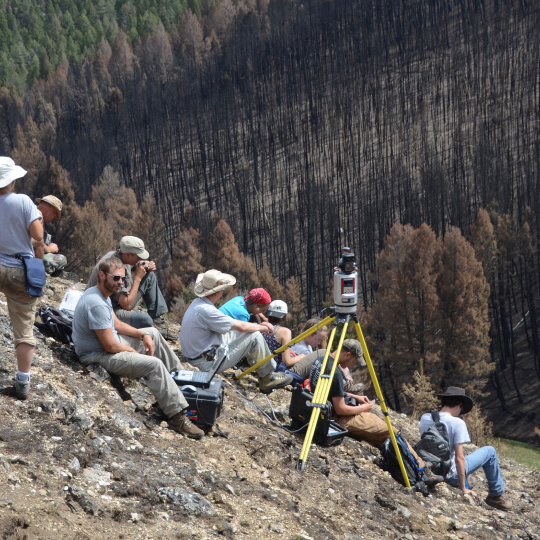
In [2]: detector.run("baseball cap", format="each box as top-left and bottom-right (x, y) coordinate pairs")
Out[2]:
(267, 300), (288, 318)
(342, 339), (367, 367)
(119, 236), (149, 259)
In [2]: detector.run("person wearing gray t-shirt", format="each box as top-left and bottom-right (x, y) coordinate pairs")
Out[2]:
(73, 256), (203, 440)
(179, 269), (293, 394)
(0, 157), (45, 400)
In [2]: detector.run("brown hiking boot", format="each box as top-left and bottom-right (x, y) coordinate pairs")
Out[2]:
(15, 379), (30, 400)
(485, 494), (512, 511)
(258, 372), (293, 394)
(168, 412), (204, 440)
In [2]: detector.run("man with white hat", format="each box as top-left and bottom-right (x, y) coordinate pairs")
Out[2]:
(87, 235), (168, 329)
(35, 195), (67, 274)
(0, 157), (45, 400)
(179, 269), (293, 394)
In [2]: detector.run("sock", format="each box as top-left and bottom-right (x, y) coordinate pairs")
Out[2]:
(17, 371), (31, 382)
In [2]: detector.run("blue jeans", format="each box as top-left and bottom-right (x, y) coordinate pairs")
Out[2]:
(447, 446), (504, 496)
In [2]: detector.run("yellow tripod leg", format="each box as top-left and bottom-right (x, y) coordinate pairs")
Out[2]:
(297, 323), (348, 470)
(353, 320), (411, 489)
(235, 315), (335, 380)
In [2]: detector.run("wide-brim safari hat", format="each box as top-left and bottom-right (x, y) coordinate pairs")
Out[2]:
(36, 195), (63, 219)
(437, 386), (474, 414)
(0, 157), (27, 188)
(194, 269), (236, 297)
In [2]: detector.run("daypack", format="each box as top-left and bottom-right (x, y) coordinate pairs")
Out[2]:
(35, 306), (74, 345)
(413, 411), (452, 476)
(380, 432), (429, 496)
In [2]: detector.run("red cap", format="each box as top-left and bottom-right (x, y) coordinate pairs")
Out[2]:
(246, 288), (271, 304)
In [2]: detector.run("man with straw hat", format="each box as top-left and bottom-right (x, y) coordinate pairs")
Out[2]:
(419, 386), (512, 510)
(35, 195), (67, 274)
(0, 157), (45, 400)
(179, 269), (293, 394)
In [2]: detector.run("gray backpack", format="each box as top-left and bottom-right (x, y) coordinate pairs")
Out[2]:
(414, 411), (452, 476)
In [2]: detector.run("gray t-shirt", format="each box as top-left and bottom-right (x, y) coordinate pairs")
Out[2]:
(0, 193), (41, 269)
(179, 297), (235, 359)
(72, 285), (120, 358)
(86, 249), (133, 310)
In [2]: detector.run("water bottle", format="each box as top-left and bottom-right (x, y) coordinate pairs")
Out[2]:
(59, 285), (83, 312)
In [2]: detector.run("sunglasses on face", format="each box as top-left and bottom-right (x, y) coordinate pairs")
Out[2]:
(107, 273), (127, 282)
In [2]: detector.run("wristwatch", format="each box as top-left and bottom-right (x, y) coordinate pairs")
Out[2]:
(140, 331), (151, 340)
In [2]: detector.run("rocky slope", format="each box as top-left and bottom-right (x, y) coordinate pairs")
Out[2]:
(0, 277), (538, 540)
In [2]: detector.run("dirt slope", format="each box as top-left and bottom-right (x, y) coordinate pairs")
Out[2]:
(0, 277), (538, 540)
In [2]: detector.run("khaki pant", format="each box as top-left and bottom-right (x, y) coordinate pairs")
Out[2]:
(0, 264), (38, 347)
(337, 412), (425, 467)
(80, 327), (187, 418)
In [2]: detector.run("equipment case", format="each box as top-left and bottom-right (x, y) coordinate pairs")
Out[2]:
(177, 379), (225, 427)
(288, 386), (347, 447)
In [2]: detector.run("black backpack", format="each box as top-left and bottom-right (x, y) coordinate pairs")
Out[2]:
(380, 432), (429, 496)
(413, 411), (452, 477)
(35, 306), (74, 345)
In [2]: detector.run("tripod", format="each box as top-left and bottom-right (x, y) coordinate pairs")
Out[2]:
(236, 248), (411, 485)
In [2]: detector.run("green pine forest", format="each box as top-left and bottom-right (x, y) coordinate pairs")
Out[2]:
(0, 0), (201, 90)
(1, 0), (540, 445)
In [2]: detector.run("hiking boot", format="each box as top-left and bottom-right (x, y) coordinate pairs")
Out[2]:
(153, 316), (166, 327)
(424, 469), (445, 487)
(343, 380), (365, 394)
(168, 412), (204, 440)
(485, 494), (512, 511)
(15, 379), (30, 400)
(258, 372), (293, 394)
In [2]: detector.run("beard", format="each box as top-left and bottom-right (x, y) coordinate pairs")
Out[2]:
(104, 279), (122, 295)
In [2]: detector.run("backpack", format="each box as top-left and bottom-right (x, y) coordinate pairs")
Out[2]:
(380, 432), (429, 496)
(413, 411), (452, 477)
(35, 306), (74, 345)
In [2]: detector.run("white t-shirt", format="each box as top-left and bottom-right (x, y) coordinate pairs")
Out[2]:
(419, 411), (470, 478)
(291, 340), (312, 355)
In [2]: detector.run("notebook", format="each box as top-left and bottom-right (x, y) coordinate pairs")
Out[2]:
(172, 345), (229, 389)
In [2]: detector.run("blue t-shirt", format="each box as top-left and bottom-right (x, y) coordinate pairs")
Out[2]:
(219, 296), (250, 321)
(72, 286), (120, 358)
(0, 193), (41, 269)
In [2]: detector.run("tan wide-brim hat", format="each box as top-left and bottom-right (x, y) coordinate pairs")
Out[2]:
(36, 195), (63, 219)
(437, 386), (474, 414)
(0, 157), (27, 188)
(194, 269), (236, 297)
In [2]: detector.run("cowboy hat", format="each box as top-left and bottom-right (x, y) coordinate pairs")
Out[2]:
(0, 157), (27, 188)
(437, 386), (474, 414)
(194, 269), (236, 297)
(36, 195), (63, 219)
